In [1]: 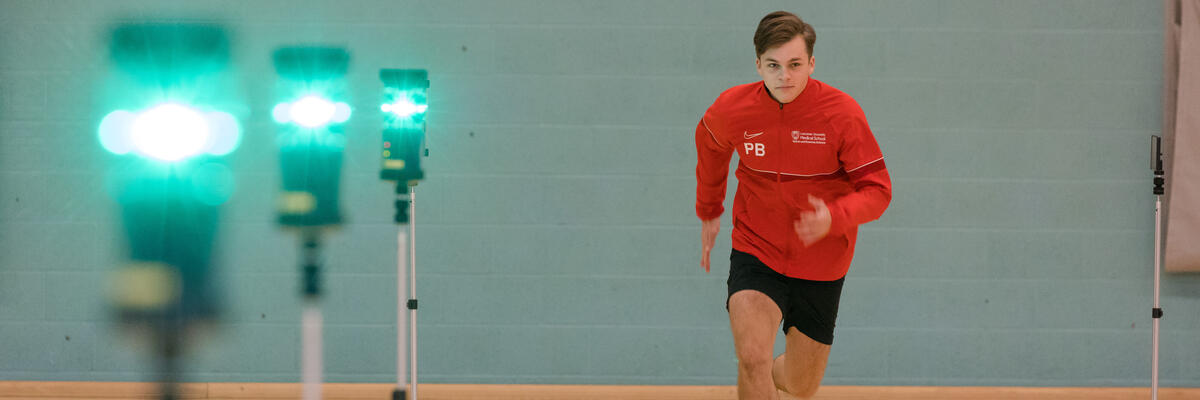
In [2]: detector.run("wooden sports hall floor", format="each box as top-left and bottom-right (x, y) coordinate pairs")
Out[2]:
(2, 382), (1200, 400)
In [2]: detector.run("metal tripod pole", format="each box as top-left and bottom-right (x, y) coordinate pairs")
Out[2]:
(301, 233), (323, 400)
(1152, 193), (1162, 400)
(395, 216), (409, 399)
(394, 184), (418, 400)
(409, 187), (418, 400)
(1150, 135), (1165, 400)
(302, 302), (323, 400)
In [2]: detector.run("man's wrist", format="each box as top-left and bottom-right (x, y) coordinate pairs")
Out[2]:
(696, 209), (723, 221)
(825, 200), (849, 236)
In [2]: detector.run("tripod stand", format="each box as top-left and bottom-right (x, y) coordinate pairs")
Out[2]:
(393, 184), (418, 400)
(1150, 135), (1165, 400)
(299, 230), (325, 400)
(379, 67), (429, 400)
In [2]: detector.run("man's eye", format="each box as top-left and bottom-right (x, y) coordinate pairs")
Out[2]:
(792, 63), (802, 68)
(768, 63), (779, 68)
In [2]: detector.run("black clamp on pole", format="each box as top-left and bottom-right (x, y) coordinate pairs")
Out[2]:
(394, 183), (412, 225)
(1152, 135), (1165, 195)
(302, 233), (321, 299)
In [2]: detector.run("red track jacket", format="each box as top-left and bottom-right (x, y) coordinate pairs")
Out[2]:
(695, 79), (891, 281)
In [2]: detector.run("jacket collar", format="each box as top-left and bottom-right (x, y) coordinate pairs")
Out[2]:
(757, 78), (819, 108)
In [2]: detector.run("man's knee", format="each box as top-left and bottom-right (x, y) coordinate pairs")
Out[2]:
(735, 352), (773, 375)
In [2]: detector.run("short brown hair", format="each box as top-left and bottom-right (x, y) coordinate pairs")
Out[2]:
(754, 11), (815, 58)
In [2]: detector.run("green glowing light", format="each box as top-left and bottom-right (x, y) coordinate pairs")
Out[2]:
(273, 95), (351, 128)
(381, 99), (427, 118)
(381, 86), (428, 130)
(99, 102), (240, 162)
(379, 69), (429, 183)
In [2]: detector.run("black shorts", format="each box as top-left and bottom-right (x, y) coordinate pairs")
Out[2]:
(726, 249), (844, 345)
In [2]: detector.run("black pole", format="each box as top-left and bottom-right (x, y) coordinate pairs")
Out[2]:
(157, 319), (183, 400)
(302, 231), (322, 300)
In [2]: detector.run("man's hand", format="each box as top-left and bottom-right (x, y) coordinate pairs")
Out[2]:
(700, 218), (720, 273)
(795, 195), (832, 247)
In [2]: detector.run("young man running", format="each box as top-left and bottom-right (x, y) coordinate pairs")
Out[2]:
(695, 11), (892, 400)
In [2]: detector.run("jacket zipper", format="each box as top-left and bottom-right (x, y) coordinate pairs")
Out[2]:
(776, 100), (792, 269)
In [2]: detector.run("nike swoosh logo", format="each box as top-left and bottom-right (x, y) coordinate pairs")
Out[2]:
(744, 131), (765, 139)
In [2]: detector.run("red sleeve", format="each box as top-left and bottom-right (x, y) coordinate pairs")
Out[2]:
(826, 113), (892, 236)
(695, 108), (733, 221)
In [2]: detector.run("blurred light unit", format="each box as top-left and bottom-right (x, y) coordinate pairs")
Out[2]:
(99, 102), (240, 162)
(381, 98), (427, 118)
(273, 94), (351, 128)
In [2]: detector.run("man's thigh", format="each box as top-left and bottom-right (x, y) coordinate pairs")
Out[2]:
(781, 327), (831, 391)
(728, 290), (783, 360)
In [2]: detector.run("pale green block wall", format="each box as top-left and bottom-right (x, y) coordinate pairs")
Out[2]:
(1, 0), (1198, 386)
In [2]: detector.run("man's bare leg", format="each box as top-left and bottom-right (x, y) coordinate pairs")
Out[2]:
(728, 290), (783, 400)
(771, 327), (831, 399)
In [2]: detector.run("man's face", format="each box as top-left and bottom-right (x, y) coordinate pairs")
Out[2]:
(755, 36), (814, 104)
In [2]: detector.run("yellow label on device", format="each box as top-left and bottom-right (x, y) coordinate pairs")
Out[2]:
(109, 262), (179, 310)
(279, 192), (316, 214)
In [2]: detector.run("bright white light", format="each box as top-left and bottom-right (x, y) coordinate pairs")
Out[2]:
(100, 103), (240, 162)
(333, 102), (351, 123)
(381, 99), (428, 118)
(99, 110), (135, 155)
(289, 95), (337, 128)
(205, 111), (241, 156)
(274, 96), (350, 127)
(129, 103), (210, 162)
(272, 103), (290, 124)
